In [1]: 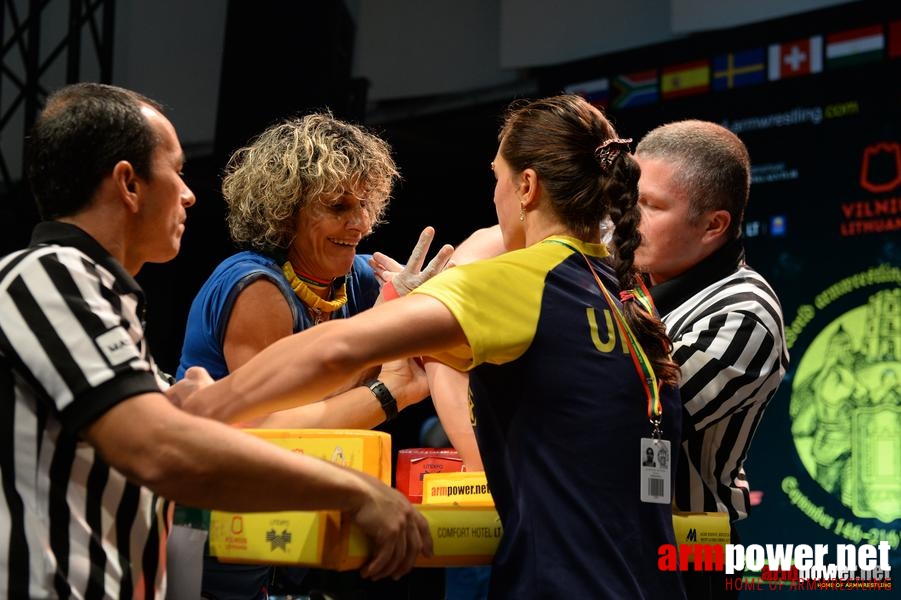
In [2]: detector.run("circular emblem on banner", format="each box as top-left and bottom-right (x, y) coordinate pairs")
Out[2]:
(779, 265), (901, 552)
(789, 289), (901, 523)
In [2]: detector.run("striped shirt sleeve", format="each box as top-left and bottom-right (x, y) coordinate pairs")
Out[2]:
(0, 247), (160, 432)
(667, 271), (788, 432)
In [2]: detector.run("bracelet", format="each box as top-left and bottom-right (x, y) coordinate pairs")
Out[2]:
(365, 379), (398, 422)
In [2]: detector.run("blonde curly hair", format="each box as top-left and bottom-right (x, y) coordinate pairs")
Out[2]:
(222, 113), (399, 253)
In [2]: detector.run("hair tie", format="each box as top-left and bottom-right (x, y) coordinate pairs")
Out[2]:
(595, 137), (633, 174)
(619, 281), (656, 315)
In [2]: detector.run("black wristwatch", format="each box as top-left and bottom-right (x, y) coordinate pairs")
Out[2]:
(365, 379), (398, 422)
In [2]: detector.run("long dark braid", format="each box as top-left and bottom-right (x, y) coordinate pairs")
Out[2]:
(605, 154), (679, 386)
(500, 94), (678, 385)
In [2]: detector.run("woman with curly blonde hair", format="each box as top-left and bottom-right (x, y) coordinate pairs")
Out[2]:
(223, 114), (395, 256)
(176, 113), (448, 599)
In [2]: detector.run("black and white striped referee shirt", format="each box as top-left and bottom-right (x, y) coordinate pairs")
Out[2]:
(0, 222), (171, 598)
(650, 239), (789, 522)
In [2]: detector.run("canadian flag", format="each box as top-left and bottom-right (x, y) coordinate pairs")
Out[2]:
(768, 36), (823, 80)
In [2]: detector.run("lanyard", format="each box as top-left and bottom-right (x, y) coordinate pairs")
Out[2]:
(545, 239), (663, 434)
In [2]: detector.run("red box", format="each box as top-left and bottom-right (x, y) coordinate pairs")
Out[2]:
(395, 448), (464, 503)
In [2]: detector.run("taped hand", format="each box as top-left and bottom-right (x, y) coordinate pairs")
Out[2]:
(370, 226), (454, 296)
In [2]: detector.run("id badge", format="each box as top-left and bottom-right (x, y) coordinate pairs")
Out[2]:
(640, 437), (671, 504)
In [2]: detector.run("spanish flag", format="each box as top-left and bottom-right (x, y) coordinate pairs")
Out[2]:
(661, 60), (710, 99)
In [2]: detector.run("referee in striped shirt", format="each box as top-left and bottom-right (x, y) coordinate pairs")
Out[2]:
(0, 83), (430, 598)
(634, 120), (789, 599)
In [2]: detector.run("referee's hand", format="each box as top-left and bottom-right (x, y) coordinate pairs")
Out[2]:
(347, 472), (434, 580)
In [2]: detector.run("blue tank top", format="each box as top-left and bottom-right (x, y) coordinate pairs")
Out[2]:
(177, 250), (379, 380)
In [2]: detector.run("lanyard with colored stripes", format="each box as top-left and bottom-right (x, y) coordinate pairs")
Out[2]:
(545, 238), (663, 435)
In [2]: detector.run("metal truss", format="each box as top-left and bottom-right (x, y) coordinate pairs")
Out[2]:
(0, 0), (114, 190)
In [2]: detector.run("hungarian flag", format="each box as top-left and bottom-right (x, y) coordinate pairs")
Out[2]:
(660, 61), (710, 99)
(768, 36), (823, 80)
(825, 25), (884, 69)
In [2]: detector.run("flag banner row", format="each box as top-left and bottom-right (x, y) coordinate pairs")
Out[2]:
(564, 21), (900, 111)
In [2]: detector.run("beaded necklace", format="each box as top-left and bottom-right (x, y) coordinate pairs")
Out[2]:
(281, 261), (348, 324)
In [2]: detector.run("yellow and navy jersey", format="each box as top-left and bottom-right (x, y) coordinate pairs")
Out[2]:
(413, 235), (685, 599)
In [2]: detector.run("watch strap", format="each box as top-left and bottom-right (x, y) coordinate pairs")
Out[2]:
(365, 379), (398, 422)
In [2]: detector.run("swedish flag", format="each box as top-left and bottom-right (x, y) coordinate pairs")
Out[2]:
(713, 48), (766, 91)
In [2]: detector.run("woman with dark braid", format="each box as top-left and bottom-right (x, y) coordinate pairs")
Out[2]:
(174, 95), (686, 599)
